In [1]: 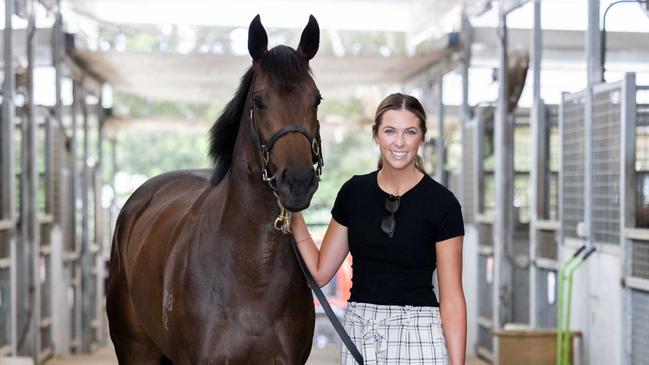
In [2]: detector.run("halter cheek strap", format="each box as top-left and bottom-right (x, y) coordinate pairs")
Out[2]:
(249, 107), (324, 234)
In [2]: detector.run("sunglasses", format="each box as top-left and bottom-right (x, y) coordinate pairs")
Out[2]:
(380, 195), (400, 238)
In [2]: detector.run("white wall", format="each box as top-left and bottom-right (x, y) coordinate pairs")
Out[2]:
(464, 225), (479, 356)
(560, 239), (623, 365)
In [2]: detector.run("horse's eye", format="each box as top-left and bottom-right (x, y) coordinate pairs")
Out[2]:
(253, 95), (265, 110)
(315, 95), (323, 107)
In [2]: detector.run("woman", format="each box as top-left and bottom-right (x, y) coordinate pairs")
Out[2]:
(292, 93), (466, 365)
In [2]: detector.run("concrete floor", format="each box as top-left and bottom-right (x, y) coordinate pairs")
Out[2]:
(43, 345), (489, 365)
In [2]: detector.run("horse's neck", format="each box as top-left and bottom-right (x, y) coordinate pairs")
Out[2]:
(225, 112), (278, 211)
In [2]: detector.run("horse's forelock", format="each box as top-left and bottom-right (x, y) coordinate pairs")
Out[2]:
(260, 46), (312, 91)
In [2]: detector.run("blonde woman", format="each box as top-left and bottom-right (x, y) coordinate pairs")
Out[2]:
(292, 93), (466, 365)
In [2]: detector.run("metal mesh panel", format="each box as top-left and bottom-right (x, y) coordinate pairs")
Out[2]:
(479, 223), (493, 247)
(592, 89), (621, 244)
(537, 229), (558, 260)
(636, 106), (649, 229)
(561, 96), (586, 239)
(478, 324), (493, 353)
(512, 265), (530, 324)
(536, 268), (557, 328)
(0, 228), (7, 259)
(631, 289), (649, 365)
(0, 264), (9, 349)
(483, 172), (496, 218)
(463, 124), (475, 224)
(512, 223), (530, 324)
(631, 240), (649, 280)
(482, 119), (495, 218)
(547, 105), (560, 221)
(478, 254), (493, 318)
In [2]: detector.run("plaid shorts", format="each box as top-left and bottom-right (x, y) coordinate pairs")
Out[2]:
(341, 301), (448, 365)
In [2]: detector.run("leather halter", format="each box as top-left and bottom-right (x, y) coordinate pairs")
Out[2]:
(249, 107), (324, 234)
(249, 107), (323, 189)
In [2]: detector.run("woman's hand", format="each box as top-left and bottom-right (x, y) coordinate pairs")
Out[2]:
(291, 212), (350, 287)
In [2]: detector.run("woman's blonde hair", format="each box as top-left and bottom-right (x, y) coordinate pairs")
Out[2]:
(372, 93), (427, 173)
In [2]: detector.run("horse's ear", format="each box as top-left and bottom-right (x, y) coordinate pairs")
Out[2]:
(297, 15), (319, 61)
(248, 14), (268, 62)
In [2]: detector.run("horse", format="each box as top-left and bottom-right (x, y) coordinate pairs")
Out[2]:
(106, 15), (323, 364)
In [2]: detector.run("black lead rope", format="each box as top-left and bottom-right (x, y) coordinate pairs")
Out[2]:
(290, 241), (364, 365)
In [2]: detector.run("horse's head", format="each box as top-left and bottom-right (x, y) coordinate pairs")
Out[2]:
(247, 15), (322, 212)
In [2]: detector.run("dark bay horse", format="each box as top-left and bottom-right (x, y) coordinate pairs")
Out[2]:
(107, 15), (322, 364)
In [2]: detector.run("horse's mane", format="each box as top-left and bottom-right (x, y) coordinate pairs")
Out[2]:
(208, 46), (311, 185)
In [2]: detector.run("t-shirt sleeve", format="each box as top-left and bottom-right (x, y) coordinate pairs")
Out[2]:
(436, 194), (465, 242)
(331, 178), (353, 227)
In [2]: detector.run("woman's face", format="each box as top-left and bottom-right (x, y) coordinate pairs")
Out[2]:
(374, 109), (424, 171)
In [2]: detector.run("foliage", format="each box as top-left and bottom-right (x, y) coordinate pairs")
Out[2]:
(117, 127), (211, 179)
(114, 91), (221, 121)
(113, 93), (376, 223)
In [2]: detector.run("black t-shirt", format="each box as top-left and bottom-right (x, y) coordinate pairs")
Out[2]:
(331, 170), (465, 307)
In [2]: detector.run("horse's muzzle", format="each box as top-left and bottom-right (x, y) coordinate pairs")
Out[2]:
(275, 165), (318, 211)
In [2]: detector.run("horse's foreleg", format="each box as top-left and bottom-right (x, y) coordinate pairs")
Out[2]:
(107, 254), (165, 365)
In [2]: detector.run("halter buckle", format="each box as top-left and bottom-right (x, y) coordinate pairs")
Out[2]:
(311, 138), (320, 157)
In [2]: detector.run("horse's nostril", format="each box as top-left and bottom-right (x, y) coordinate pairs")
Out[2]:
(283, 167), (314, 188)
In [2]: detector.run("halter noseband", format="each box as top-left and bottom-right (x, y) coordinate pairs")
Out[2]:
(249, 107), (324, 234)
(249, 107), (324, 190)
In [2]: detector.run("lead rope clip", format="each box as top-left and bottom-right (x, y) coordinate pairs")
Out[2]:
(274, 198), (292, 234)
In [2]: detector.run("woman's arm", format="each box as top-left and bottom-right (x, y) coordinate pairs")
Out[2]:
(291, 212), (350, 287)
(436, 235), (467, 365)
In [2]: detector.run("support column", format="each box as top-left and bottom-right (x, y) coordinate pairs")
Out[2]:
(2, 0), (18, 355)
(529, 0), (545, 328)
(493, 6), (514, 363)
(80, 82), (93, 352)
(587, 0), (602, 85)
(20, 0), (42, 360)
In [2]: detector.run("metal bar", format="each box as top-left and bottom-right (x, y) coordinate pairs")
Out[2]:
(624, 228), (649, 241)
(592, 78), (624, 93)
(475, 214), (494, 224)
(477, 347), (494, 363)
(493, 9), (513, 365)
(71, 80), (83, 348)
(21, 0), (42, 360)
(584, 86), (593, 249)
(535, 258), (560, 271)
(559, 92), (566, 248)
(536, 220), (560, 231)
(436, 77), (445, 184)
(620, 73), (636, 365)
(459, 12), (472, 223)
(45, 114), (54, 216)
(38, 214), (54, 224)
(95, 96), (106, 343)
(529, 0), (543, 327)
(587, 0), (602, 85)
(478, 315), (494, 329)
(0, 219), (13, 230)
(476, 114), (485, 217)
(479, 245), (495, 256)
(80, 81), (92, 352)
(3, 0), (18, 355)
(624, 276), (649, 292)
(621, 73), (636, 239)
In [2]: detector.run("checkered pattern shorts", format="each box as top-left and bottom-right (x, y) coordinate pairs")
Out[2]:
(341, 302), (448, 365)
